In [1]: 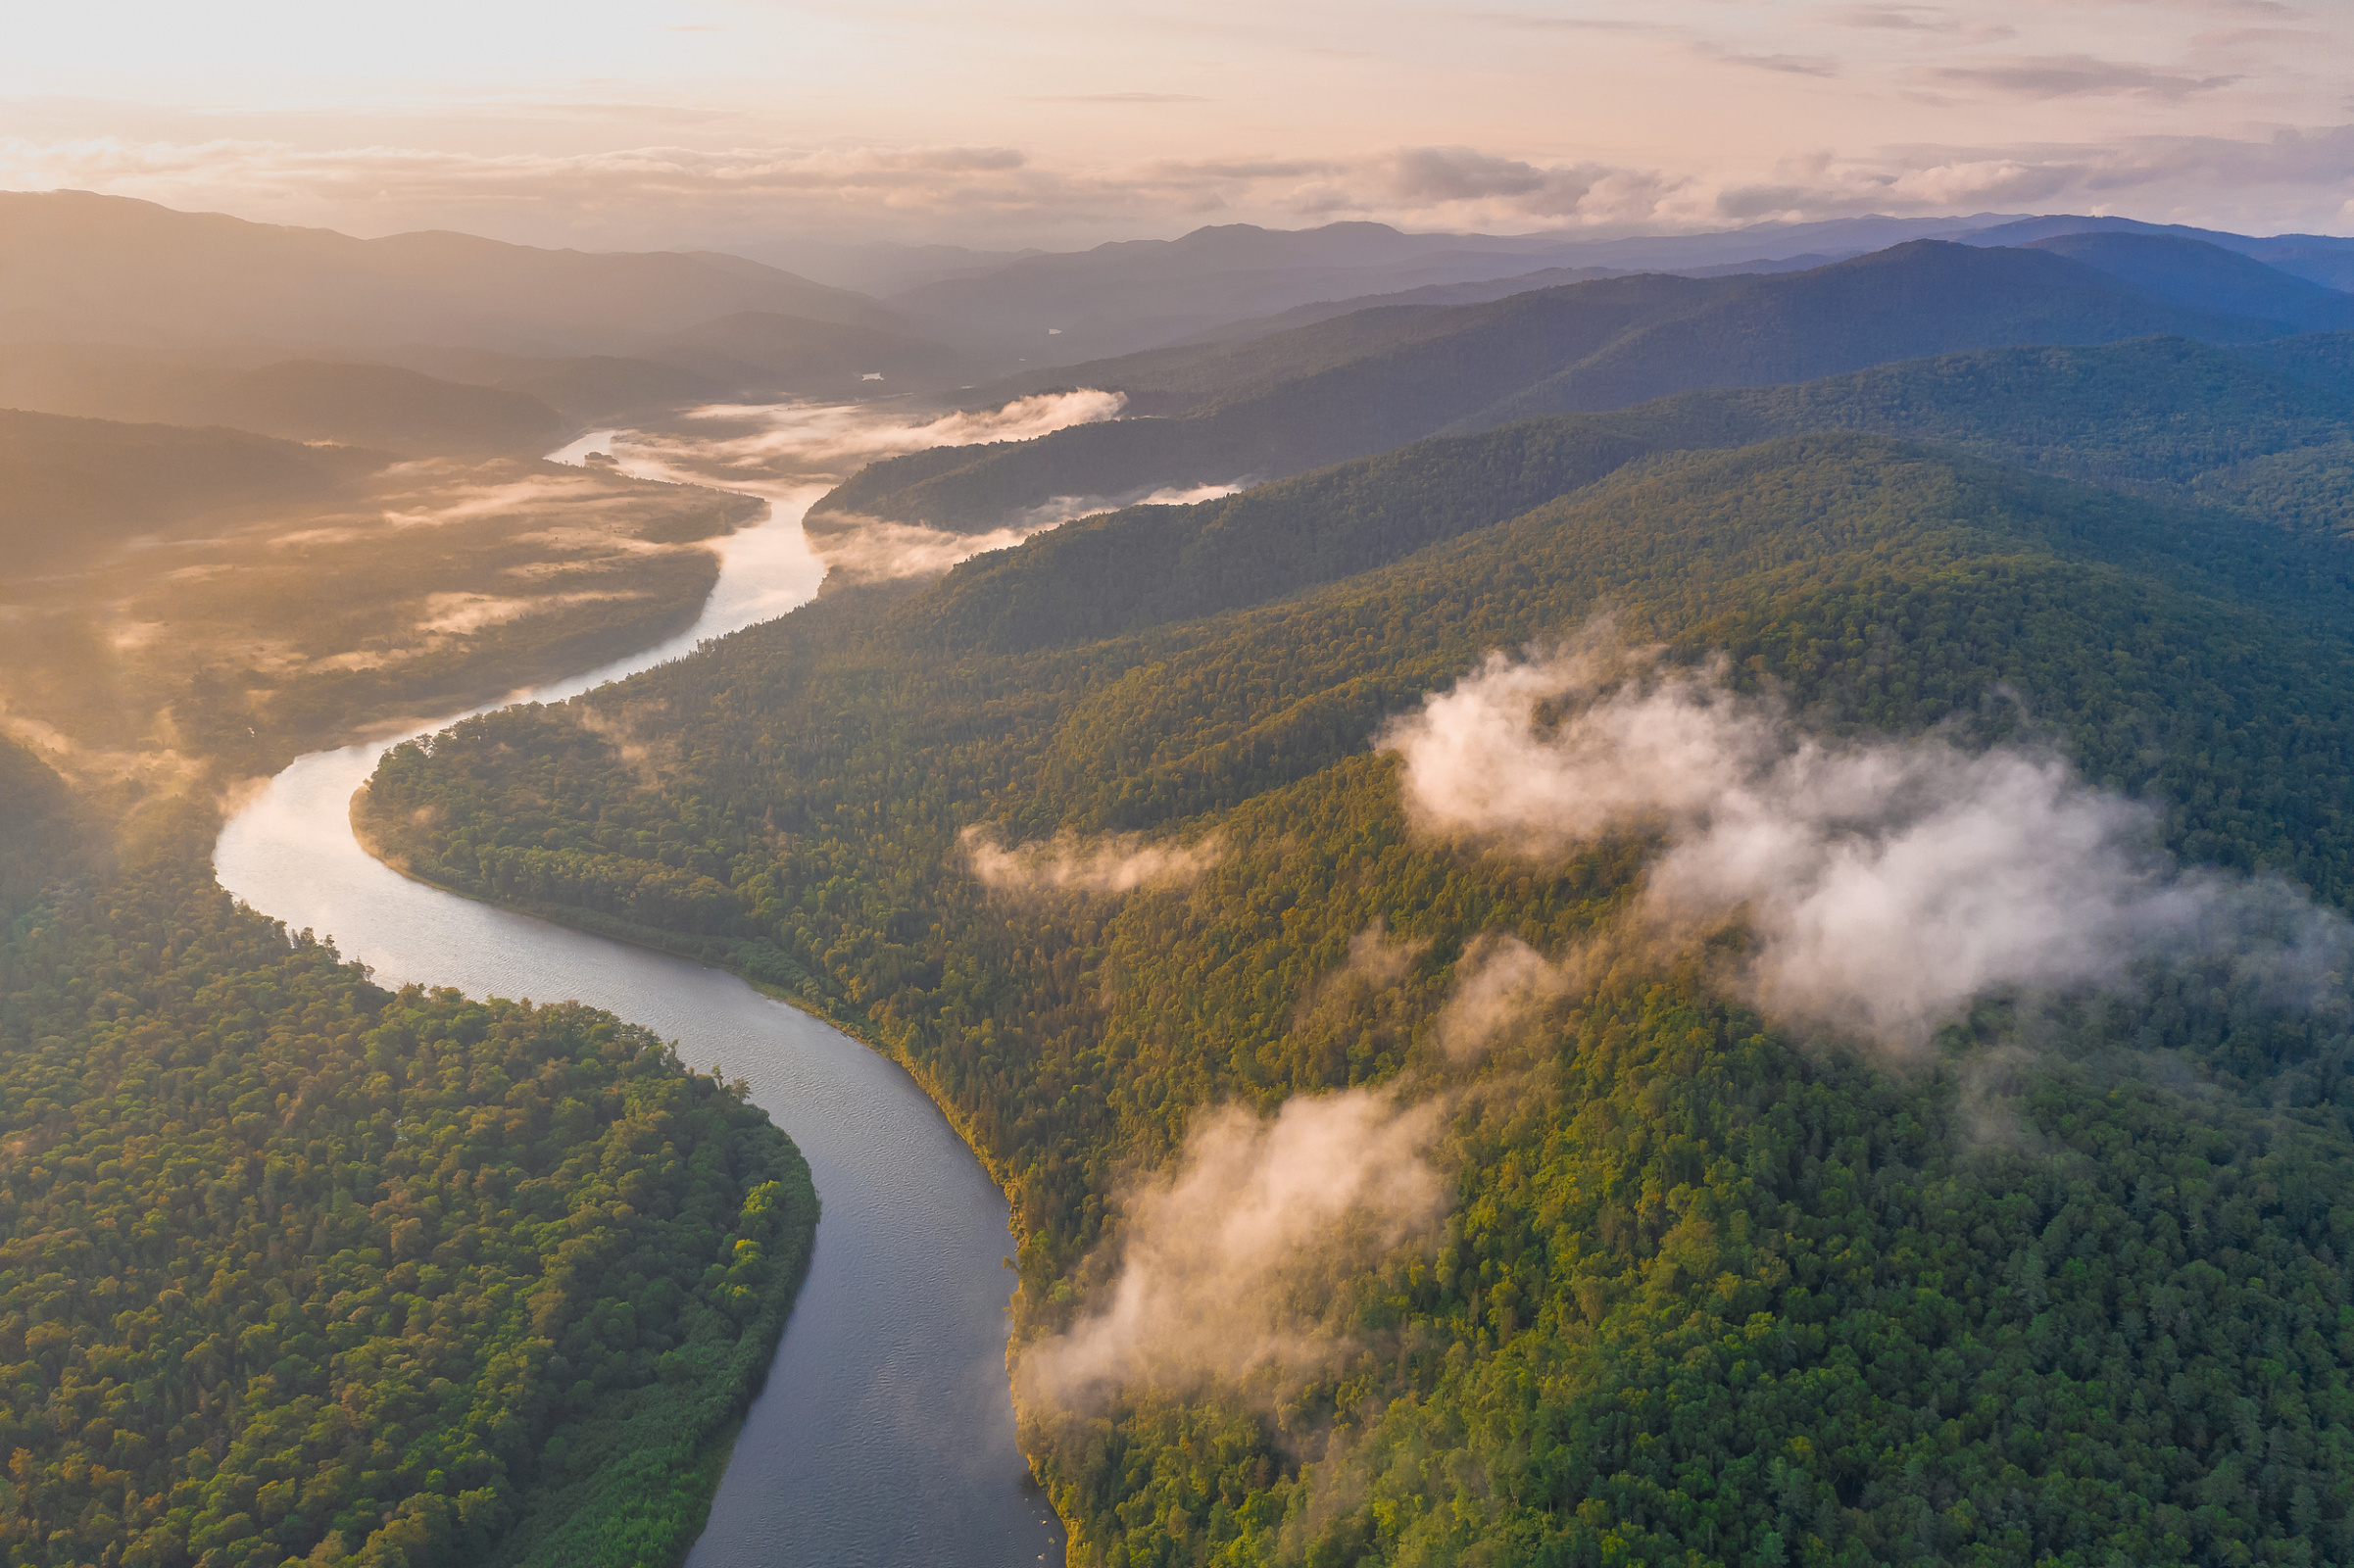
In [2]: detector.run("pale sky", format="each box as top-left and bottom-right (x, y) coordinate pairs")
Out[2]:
(5, 0), (2352, 257)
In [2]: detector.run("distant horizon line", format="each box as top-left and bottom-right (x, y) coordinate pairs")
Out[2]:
(16, 185), (2354, 266)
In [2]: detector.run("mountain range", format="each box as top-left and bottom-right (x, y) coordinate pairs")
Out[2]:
(356, 323), (2354, 1566)
(13, 184), (2354, 1568)
(817, 233), (2351, 532)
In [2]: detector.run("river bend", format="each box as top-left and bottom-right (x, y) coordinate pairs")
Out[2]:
(215, 429), (1064, 1567)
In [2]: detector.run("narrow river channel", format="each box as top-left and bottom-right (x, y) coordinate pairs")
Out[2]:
(214, 420), (1068, 1568)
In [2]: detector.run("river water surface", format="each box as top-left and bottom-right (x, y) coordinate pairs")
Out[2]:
(215, 419), (1068, 1567)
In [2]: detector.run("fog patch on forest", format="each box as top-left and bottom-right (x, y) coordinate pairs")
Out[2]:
(414, 590), (645, 637)
(1017, 1089), (1446, 1407)
(375, 466), (650, 530)
(962, 825), (1220, 896)
(618, 389), (1129, 485)
(1010, 479), (1250, 532)
(0, 451), (750, 782)
(1436, 933), (1578, 1061)
(809, 514), (1051, 583)
(1383, 631), (2353, 1049)
(806, 478), (1249, 584)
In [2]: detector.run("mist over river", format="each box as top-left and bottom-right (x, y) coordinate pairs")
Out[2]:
(216, 408), (1073, 1568)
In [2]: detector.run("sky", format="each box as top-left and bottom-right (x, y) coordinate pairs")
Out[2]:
(5, 0), (2352, 262)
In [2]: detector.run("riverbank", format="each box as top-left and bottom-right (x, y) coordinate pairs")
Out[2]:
(219, 416), (1066, 1568)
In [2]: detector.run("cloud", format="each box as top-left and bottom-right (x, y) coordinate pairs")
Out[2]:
(1022, 93), (1211, 104)
(1696, 44), (1842, 77)
(961, 825), (1221, 896)
(1009, 478), (1249, 530)
(7, 116), (2354, 252)
(1827, 6), (1944, 29)
(1434, 933), (1575, 1060)
(804, 514), (1049, 582)
(1706, 123), (2354, 225)
(1821, 5), (2018, 40)
(371, 467), (654, 529)
(1375, 146), (1687, 221)
(582, 389), (1128, 490)
(412, 589), (641, 635)
(1471, 11), (1670, 32)
(1291, 920), (1430, 1038)
(1144, 156), (1348, 180)
(1923, 53), (2239, 100)
(2192, 26), (2332, 48)
(1380, 634), (2350, 1050)
(1016, 1088), (1446, 1406)
(569, 390), (1176, 584)
(807, 478), (1247, 583)
(0, 135), (1066, 241)
(0, 133), (1694, 242)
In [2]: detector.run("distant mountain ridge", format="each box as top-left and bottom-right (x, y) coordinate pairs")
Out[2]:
(2018, 231), (2354, 331)
(359, 329), (2354, 1566)
(1957, 213), (2354, 290)
(868, 210), (2354, 365)
(815, 238), (2315, 531)
(0, 408), (387, 572)
(0, 347), (568, 456)
(881, 214), (2032, 362)
(0, 190), (907, 357)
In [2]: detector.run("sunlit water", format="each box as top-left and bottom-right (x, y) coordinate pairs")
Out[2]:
(216, 417), (1067, 1567)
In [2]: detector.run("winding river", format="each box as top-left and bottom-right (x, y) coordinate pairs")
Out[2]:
(214, 423), (1066, 1567)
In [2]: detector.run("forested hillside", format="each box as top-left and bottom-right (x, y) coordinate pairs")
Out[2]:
(890, 334), (2354, 664)
(0, 352), (569, 458)
(0, 794), (818, 1568)
(0, 474), (820, 1568)
(0, 191), (901, 355)
(0, 405), (765, 786)
(363, 378), (2354, 1565)
(0, 410), (388, 574)
(2019, 232), (2354, 331)
(815, 242), (2290, 533)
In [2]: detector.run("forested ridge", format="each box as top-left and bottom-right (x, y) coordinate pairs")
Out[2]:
(815, 244), (2302, 535)
(0, 736), (818, 1568)
(0, 316), (826, 1568)
(360, 335), (2354, 1566)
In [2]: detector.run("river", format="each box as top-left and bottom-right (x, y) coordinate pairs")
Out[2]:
(214, 418), (1068, 1568)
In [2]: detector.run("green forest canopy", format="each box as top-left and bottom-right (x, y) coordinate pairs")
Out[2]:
(814, 248), (2311, 535)
(0, 710), (818, 1568)
(360, 336), (2354, 1567)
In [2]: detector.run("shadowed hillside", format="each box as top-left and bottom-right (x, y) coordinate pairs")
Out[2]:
(0, 190), (901, 356)
(362, 334), (2354, 1566)
(816, 241), (2293, 533)
(0, 350), (569, 455)
(0, 408), (389, 571)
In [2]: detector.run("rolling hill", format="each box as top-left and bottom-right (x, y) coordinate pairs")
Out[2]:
(0, 407), (388, 573)
(0, 348), (569, 455)
(359, 353), (2354, 1564)
(0, 190), (904, 357)
(2020, 231), (2354, 330)
(636, 311), (982, 397)
(883, 215), (2029, 363)
(370, 346), (731, 423)
(1961, 213), (2354, 291)
(815, 240), (2296, 533)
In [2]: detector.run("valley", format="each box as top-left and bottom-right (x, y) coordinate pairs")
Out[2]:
(361, 333), (2354, 1565)
(6, 177), (2354, 1568)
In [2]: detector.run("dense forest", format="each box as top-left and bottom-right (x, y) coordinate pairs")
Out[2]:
(0, 407), (764, 788)
(360, 337), (2354, 1565)
(0, 817), (818, 1568)
(0, 741), (818, 1568)
(813, 241), (2307, 534)
(0, 289), (833, 1568)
